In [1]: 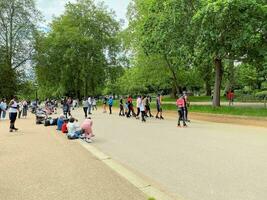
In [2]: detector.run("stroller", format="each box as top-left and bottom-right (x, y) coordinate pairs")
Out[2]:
(35, 108), (47, 124)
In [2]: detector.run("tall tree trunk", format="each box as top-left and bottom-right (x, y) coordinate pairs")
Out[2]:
(213, 58), (223, 107)
(164, 54), (179, 97)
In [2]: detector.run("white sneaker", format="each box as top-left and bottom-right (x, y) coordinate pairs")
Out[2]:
(86, 138), (92, 143)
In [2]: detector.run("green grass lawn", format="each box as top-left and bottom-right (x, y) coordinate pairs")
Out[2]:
(104, 101), (267, 118)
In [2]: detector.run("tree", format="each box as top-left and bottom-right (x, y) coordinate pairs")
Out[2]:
(193, 0), (266, 106)
(0, 0), (40, 98)
(34, 0), (122, 98)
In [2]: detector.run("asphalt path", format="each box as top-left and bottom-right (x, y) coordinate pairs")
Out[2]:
(73, 108), (267, 200)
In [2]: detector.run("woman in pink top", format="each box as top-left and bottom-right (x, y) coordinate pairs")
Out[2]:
(176, 96), (187, 127)
(81, 118), (94, 143)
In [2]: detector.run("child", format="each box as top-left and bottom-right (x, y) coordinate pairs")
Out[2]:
(61, 119), (68, 134)
(57, 114), (65, 131)
(176, 95), (187, 127)
(81, 117), (94, 143)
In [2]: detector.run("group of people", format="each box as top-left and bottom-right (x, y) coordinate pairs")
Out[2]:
(0, 97), (30, 132)
(56, 115), (94, 143)
(82, 97), (98, 118)
(102, 92), (190, 127)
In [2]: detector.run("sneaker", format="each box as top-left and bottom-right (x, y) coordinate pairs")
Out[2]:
(9, 129), (13, 132)
(86, 138), (92, 143)
(13, 128), (18, 131)
(155, 116), (159, 119)
(160, 116), (164, 120)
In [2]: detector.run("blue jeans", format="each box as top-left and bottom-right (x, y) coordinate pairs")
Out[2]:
(68, 130), (82, 139)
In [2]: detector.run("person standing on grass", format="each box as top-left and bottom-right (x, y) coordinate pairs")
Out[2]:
(8, 97), (19, 132)
(227, 90), (234, 106)
(136, 95), (141, 119)
(108, 96), (113, 114)
(176, 95), (187, 128)
(155, 94), (164, 120)
(102, 96), (108, 113)
(82, 97), (89, 118)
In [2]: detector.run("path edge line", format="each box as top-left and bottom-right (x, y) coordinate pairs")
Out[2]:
(77, 140), (183, 200)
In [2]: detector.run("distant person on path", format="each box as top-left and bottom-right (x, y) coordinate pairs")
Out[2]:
(136, 95), (141, 119)
(119, 97), (125, 116)
(140, 96), (146, 122)
(155, 94), (164, 119)
(183, 91), (190, 122)
(92, 97), (97, 111)
(22, 100), (28, 118)
(17, 101), (23, 119)
(102, 96), (108, 113)
(0, 99), (7, 119)
(176, 95), (187, 128)
(127, 96), (136, 118)
(63, 98), (71, 118)
(82, 97), (89, 118)
(145, 95), (153, 117)
(88, 97), (92, 115)
(8, 97), (19, 132)
(108, 96), (113, 114)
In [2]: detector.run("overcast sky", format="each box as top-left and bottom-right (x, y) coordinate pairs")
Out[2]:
(36, 0), (131, 27)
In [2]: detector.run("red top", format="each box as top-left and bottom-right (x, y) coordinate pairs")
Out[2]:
(176, 98), (185, 108)
(227, 92), (234, 100)
(61, 122), (68, 133)
(127, 97), (132, 103)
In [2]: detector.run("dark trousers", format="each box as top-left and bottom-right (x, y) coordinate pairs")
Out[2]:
(127, 105), (136, 117)
(141, 111), (146, 122)
(83, 107), (88, 118)
(178, 108), (186, 126)
(9, 112), (17, 129)
(136, 107), (140, 117)
(185, 106), (188, 121)
(119, 105), (124, 116)
(145, 105), (153, 117)
(109, 105), (112, 114)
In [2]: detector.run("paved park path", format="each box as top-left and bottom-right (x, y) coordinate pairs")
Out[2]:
(72, 108), (267, 200)
(0, 115), (146, 200)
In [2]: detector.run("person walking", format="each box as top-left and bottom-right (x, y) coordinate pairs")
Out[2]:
(18, 101), (22, 119)
(136, 95), (141, 119)
(82, 97), (89, 118)
(8, 97), (19, 132)
(92, 97), (97, 111)
(176, 95), (187, 128)
(108, 96), (113, 114)
(88, 96), (92, 114)
(145, 95), (153, 117)
(140, 96), (146, 122)
(127, 95), (136, 118)
(0, 99), (7, 119)
(22, 100), (28, 118)
(183, 91), (190, 122)
(155, 94), (164, 119)
(119, 97), (125, 116)
(102, 96), (108, 113)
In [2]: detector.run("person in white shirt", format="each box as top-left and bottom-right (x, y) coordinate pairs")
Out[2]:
(67, 118), (82, 139)
(136, 96), (141, 119)
(92, 98), (97, 110)
(1, 99), (7, 119)
(8, 97), (19, 132)
(87, 97), (92, 114)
